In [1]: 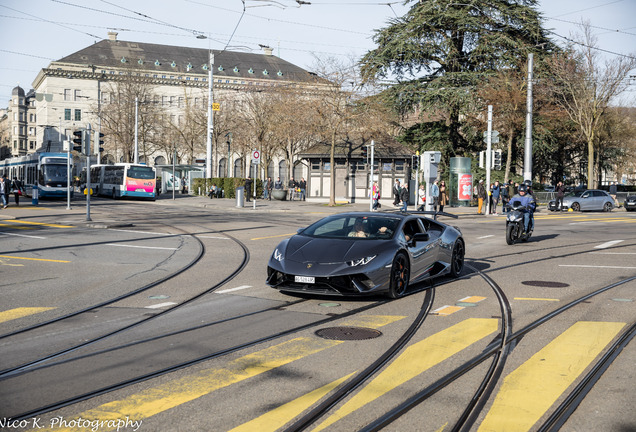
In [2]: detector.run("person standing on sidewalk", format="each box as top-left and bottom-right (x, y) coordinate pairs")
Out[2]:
(431, 179), (440, 212)
(555, 181), (566, 211)
(392, 179), (401, 206)
(372, 181), (381, 211)
(400, 183), (409, 212)
(491, 180), (501, 214)
(417, 184), (426, 211)
(245, 176), (252, 202)
(299, 178), (306, 201)
(288, 177), (297, 201)
(438, 180), (448, 213)
(477, 179), (486, 215)
(1, 175), (8, 208)
(11, 177), (23, 206)
(265, 177), (273, 200)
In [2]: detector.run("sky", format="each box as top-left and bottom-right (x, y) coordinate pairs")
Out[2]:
(1, 0), (635, 106)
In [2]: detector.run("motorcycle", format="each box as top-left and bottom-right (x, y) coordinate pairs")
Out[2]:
(505, 200), (533, 245)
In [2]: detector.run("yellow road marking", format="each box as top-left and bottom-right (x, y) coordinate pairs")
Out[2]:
(0, 307), (56, 323)
(458, 296), (486, 303)
(229, 372), (357, 432)
(0, 222), (36, 230)
(478, 321), (625, 432)
(514, 297), (560, 302)
(29, 315), (402, 432)
(251, 233), (297, 240)
(340, 315), (405, 328)
(0, 255), (70, 263)
(312, 318), (499, 431)
(432, 305), (465, 316)
(5, 220), (73, 228)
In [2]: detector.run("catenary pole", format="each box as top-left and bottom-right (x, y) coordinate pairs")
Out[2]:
(524, 53), (534, 182)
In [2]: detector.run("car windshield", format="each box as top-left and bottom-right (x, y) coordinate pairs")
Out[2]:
(301, 215), (401, 240)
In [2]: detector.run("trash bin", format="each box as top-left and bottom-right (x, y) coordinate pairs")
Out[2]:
(31, 186), (39, 206)
(236, 186), (244, 208)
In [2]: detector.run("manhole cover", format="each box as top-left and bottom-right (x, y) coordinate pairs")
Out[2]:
(521, 281), (569, 288)
(315, 326), (382, 341)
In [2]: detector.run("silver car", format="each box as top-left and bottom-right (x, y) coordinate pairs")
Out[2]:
(557, 189), (614, 212)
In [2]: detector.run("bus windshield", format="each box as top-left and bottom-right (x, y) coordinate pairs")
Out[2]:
(42, 164), (68, 182)
(127, 166), (155, 180)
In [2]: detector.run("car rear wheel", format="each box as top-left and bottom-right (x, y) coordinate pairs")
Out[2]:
(571, 202), (580, 212)
(450, 240), (465, 278)
(603, 202), (612, 212)
(387, 252), (410, 299)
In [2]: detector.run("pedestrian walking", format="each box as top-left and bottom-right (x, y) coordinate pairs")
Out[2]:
(438, 180), (448, 213)
(431, 179), (440, 212)
(288, 177), (297, 201)
(417, 184), (426, 211)
(372, 181), (380, 211)
(477, 179), (486, 215)
(555, 181), (566, 211)
(491, 180), (501, 214)
(11, 177), (23, 206)
(1, 175), (8, 208)
(265, 177), (273, 200)
(400, 183), (409, 212)
(392, 179), (401, 206)
(245, 176), (252, 202)
(299, 178), (306, 201)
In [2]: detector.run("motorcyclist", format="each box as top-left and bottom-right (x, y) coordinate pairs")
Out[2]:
(508, 183), (535, 234)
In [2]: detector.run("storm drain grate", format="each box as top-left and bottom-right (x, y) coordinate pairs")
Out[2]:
(521, 281), (569, 288)
(315, 326), (382, 341)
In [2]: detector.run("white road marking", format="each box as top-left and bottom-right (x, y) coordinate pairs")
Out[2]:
(106, 243), (179, 250)
(591, 252), (636, 255)
(216, 285), (252, 294)
(477, 235), (495, 239)
(594, 240), (624, 249)
(559, 264), (636, 269)
(0, 232), (45, 239)
(110, 229), (170, 235)
(197, 235), (231, 240)
(145, 302), (177, 309)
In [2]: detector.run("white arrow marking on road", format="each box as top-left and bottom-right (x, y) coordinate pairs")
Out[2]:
(594, 240), (624, 249)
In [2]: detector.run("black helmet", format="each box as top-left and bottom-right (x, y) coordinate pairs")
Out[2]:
(518, 184), (528, 193)
(523, 180), (532, 187)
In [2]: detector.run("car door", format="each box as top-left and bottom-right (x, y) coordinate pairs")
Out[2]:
(579, 191), (593, 210)
(403, 218), (436, 282)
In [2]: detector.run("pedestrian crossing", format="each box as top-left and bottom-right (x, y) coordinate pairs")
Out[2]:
(12, 312), (625, 432)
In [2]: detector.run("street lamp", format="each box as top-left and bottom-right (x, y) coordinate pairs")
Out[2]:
(197, 34), (214, 178)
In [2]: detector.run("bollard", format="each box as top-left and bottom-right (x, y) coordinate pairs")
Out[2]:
(31, 186), (39, 206)
(236, 186), (244, 208)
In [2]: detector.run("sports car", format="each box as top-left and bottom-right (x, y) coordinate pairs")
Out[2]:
(266, 212), (465, 298)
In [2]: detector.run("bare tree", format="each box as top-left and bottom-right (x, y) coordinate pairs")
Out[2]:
(548, 22), (636, 188)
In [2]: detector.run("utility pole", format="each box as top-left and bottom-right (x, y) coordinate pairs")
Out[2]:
(486, 105), (493, 216)
(206, 52), (214, 178)
(524, 53), (534, 183)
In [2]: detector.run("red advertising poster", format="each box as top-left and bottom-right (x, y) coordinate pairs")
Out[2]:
(458, 174), (473, 200)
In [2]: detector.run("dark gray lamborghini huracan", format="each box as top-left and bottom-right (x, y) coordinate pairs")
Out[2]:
(266, 212), (465, 298)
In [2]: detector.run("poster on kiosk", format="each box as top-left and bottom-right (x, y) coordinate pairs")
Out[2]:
(421, 151), (441, 212)
(458, 174), (473, 201)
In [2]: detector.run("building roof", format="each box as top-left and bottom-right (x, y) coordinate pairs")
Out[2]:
(299, 140), (413, 159)
(55, 37), (322, 84)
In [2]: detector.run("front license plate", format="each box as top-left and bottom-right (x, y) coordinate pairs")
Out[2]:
(295, 276), (315, 284)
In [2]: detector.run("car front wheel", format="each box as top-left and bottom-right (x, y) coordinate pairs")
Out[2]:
(450, 240), (465, 277)
(387, 252), (410, 299)
(571, 202), (581, 212)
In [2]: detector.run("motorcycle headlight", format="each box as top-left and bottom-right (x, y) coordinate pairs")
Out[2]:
(347, 255), (376, 267)
(273, 248), (284, 262)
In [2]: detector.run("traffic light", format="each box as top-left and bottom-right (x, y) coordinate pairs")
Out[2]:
(494, 149), (502, 170)
(98, 132), (104, 152)
(362, 146), (368, 160)
(479, 150), (485, 168)
(72, 130), (84, 153)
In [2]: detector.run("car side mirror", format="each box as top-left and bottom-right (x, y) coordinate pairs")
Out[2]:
(412, 232), (429, 245)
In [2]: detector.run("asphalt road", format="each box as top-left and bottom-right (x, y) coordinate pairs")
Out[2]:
(0, 195), (634, 432)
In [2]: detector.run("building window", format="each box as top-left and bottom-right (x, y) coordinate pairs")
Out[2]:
(65, 109), (71, 120)
(395, 160), (404, 171)
(30, 140), (35, 150)
(74, 109), (81, 121)
(74, 89), (81, 101)
(64, 89), (71, 101)
(162, 96), (168, 106)
(170, 96), (176, 106)
(29, 113), (35, 122)
(29, 127), (35, 135)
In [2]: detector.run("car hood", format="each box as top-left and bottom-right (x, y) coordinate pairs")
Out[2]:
(284, 235), (387, 263)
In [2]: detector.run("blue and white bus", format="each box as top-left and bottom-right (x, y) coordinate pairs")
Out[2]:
(0, 152), (73, 198)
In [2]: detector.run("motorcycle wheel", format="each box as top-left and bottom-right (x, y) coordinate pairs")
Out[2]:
(506, 224), (516, 245)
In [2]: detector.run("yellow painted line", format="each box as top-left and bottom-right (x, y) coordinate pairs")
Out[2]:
(0, 223), (36, 230)
(251, 233), (297, 240)
(0, 255), (70, 263)
(478, 321), (625, 432)
(514, 297), (560, 302)
(432, 305), (465, 316)
(30, 316), (403, 432)
(458, 296), (486, 303)
(230, 372), (357, 432)
(0, 307), (56, 323)
(4, 220), (73, 228)
(340, 315), (405, 328)
(313, 318), (499, 432)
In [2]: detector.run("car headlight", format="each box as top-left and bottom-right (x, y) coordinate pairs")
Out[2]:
(273, 248), (284, 262)
(347, 255), (376, 267)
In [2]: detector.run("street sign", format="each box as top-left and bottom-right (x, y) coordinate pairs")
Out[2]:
(483, 130), (499, 144)
(212, 103), (220, 111)
(251, 149), (260, 164)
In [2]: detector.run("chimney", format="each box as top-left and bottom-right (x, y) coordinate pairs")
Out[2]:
(263, 47), (273, 56)
(108, 31), (118, 41)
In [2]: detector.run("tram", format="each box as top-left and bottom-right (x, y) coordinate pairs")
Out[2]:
(0, 152), (73, 198)
(83, 163), (156, 200)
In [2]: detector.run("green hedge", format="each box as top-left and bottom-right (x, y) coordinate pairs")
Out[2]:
(192, 177), (263, 199)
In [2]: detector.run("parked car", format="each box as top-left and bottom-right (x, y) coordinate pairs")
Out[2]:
(624, 195), (636, 212)
(549, 189), (614, 212)
(266, 212), (465, 298)
(543, 185), (555, 192)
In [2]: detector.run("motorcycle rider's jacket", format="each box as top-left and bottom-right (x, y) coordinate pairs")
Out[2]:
(508, 194), (536, 212)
